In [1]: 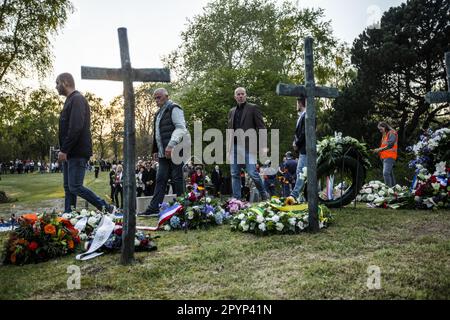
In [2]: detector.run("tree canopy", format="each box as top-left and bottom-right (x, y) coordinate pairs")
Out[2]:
(332, 0), (450, 148)
(0, 0), (73, 88)
(165, 0), (352, 164)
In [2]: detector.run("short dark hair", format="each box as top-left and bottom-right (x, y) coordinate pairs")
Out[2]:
(58, 73), (75, 88)
(297, 95), (306, 105)
(378, 122), (393, 132)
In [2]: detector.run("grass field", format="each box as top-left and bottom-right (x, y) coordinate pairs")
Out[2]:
(0, 172), (449, 300)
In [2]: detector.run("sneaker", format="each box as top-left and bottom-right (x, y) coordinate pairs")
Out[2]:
(137, 210), (159, 217)
(107, 205), (118, 215)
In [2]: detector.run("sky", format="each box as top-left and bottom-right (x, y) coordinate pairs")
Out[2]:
(37, 0), (405, 103)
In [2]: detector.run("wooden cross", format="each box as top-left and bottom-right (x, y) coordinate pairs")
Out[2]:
(425, 52), (450, 104)
(81, 28), (170, 265)
(276, 37), (339, 232)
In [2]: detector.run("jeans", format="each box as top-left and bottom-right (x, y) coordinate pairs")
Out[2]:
(291, 154), (307, 199)
(63, 158), (109, 213)
(282, 181), (296, 197)
(264, 175), (277, 197)
(146, 157), (184, 213)
(230, 144), (267, 200)
(383, 158), (396, 187)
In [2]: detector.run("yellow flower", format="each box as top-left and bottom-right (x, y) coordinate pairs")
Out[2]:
(285, 196), (296, 206)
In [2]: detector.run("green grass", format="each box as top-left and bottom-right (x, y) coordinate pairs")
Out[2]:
(0, 174), (449, 299)
(0, 171), (111, 217)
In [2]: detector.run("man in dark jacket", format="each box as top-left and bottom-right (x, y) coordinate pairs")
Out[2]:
(138, 88), (188, 216)
(227, 87), (269, 201)
(290, 96), (307, 201)
(56, 73), (115, 213)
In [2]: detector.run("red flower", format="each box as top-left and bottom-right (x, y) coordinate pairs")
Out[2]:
(28, 241), (39, 251)
(188, 192), (197, 202)
(430, 176), (437, 183)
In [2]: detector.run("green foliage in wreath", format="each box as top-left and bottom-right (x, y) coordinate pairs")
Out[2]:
(317, 132), (371, 169)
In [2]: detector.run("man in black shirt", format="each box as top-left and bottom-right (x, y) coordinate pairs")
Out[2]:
(56, 73), (115, 214)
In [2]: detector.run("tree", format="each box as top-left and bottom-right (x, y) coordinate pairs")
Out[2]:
(109, 96), (125, 162)
(334, 0), (450, 148)
(0, 0), (73, 88)
(85, 92), (112, 160)
(164, 0), (351, 164)
(0, 88), (60, 161)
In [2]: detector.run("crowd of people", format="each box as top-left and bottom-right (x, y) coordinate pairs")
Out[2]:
(4, 72), (398, 215)
(0, 160), (53, 174)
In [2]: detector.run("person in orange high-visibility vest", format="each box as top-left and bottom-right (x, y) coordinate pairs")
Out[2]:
(372, 122), (398, 187)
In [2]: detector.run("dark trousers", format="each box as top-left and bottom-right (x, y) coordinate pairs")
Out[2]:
(63, 158), (108, 213)
(94, 167), (99, 178)
(146, 158), (184, 213)
(214, 183), (222, 196)
(114, 185), (123, 209)
(110, 184), (115, 201)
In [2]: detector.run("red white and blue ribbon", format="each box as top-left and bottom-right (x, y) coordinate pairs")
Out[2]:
(410, 174), (418, 192)
(326, 176), (334, 200)
(137, 204), (183, 231)
(0, 222), (16, 233)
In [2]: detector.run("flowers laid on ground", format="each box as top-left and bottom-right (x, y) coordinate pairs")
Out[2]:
(407, 127), (450, 210)
(356, 127), (449, 210)
(2, 212), (81, 265)
(231, 197), (334, 235)
(226, 198), (251, 214)
(408, 128), (450, 173)
(84, 220), (157, 254)
(63, 209), (157, 254)
(317, 132), (371, 169)
(357, 181), (413, 209)
(163, 191), (233, 231)
(412, 161), (449, 209)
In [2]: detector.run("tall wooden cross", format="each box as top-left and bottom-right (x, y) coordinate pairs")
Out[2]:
(276, 37), (339, 232)
(81, 28), (170, 265)
(425, 52), (450, 105)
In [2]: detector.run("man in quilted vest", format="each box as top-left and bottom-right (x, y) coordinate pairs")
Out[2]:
(138, 88), (188, 216)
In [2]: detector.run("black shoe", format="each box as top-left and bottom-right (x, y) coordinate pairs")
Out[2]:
(260, 192), (270, 202)
(137, 210), (159, 217)
(107, 204), (118, 214)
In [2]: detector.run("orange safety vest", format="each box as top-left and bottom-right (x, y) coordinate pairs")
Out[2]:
(379, 129), (398, 160)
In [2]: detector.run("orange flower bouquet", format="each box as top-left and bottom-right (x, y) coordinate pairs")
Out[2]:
(1, 212), (81, 265)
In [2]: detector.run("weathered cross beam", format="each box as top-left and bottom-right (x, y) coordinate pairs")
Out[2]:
(81, 28), (170, 265)
(425, 52), (450, 104)
(276, 37), (339, 232)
